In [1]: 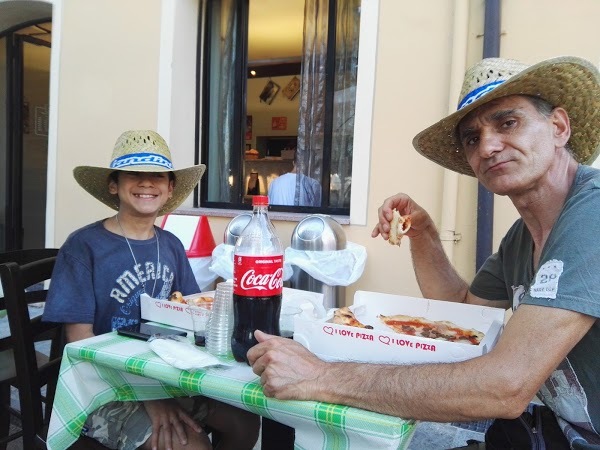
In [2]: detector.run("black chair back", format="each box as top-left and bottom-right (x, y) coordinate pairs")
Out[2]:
(0, 249), (110, 450)
(0, 257), (61, 449)
(0, 248), (59, 305)
(0, 249), (59, 266)
(0, 249), (59, 449)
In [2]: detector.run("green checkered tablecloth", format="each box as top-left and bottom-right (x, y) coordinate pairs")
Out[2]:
(47, 332), (417, 450)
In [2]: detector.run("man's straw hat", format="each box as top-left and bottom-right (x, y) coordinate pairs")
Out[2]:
(73, 130), (206, 216)
(412, 56), (600, 176)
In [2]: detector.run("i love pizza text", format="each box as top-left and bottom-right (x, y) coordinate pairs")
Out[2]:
(379, 335), (437, 352)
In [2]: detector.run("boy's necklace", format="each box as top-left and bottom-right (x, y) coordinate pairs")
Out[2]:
(115, 214), (160, 297)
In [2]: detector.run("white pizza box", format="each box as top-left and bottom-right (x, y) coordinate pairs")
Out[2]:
(140, 291), (216, 330)
(293, 290), (505, 364)
(141, 288), (325, 331)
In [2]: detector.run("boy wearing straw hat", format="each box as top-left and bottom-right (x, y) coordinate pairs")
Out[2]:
(43, 130), (259, 450)
(249, 56), (600, 447)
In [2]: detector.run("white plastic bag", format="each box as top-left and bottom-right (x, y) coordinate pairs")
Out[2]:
(284, 242), (367, 286)
(209, 243), (294, 281)
(282, 287), (327, 319)
(188, 256), (218, 291)
(208, 243), (235, 280)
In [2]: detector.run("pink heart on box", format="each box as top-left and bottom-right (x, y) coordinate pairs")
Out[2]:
(323, 326), (334, 335)
(155, 301), (163, 308)
(379, 335), (391, 345)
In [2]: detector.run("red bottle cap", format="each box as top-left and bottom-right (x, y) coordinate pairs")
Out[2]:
(252, 195), (269, 206)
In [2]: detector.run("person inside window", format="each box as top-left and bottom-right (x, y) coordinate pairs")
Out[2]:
(268, 159), (322, 207)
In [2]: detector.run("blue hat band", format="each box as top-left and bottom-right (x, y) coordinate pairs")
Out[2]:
(110, 152), (174, 170)
(457, 79), (505, 110)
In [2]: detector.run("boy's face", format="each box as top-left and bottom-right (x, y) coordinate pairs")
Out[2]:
(108, 171), (174, 217)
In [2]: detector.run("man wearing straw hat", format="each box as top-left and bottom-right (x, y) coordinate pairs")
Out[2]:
(43, 130), (259, 450)
(249, 56), (600, 448)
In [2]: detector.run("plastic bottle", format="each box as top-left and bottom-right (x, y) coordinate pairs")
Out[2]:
(232, 195), (284, 363)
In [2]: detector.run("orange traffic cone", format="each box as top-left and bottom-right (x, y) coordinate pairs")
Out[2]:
(187, 216), (217, 258)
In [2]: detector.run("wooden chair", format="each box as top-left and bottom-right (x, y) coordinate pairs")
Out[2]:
(0, 253), (108, 449)
(0, 249), (59, 449)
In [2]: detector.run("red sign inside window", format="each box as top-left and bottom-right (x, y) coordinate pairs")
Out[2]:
(271, 117), (287, 131)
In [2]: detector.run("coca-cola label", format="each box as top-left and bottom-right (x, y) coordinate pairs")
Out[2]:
(233, 255), (284, 297)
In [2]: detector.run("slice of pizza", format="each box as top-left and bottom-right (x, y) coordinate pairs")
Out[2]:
(378, 314), (484, 345)
(169, 291), (185, 303)
(433, 320), (485, 345)
(333, 306), (374, 329)
(377, 314), (438, 337)
(189, 296), (214, 307)
(389, 209), (411, 246)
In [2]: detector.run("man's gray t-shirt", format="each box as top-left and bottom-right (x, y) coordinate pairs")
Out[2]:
(471, 164), (600, 447)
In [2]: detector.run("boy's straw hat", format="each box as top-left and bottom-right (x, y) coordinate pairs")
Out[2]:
(412, 56), (600, 176)
(73, 130), (206, 216)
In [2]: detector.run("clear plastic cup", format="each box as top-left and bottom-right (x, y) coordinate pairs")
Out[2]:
(279, 306), (302, 339)
(187, 301), (212, 346)
(206, 281), (234, 357)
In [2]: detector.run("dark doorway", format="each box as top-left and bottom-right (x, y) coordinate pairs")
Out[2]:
(1, 21), (51, 251)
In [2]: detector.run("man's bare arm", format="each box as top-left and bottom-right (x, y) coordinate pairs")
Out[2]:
(372, 193), (508, 307)
(250, 304), (594, 421)
(409, 220), (469, 302)
(409, 222), (509, 308)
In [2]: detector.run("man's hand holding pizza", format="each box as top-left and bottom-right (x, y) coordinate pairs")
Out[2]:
(248, 330), (328, 400)
(371, 193), (433, 245)
(372, 193), (476, 304)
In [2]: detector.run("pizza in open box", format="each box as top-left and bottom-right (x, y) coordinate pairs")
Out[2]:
(378, 314), (484, 345)
(332, 307), (373, 329)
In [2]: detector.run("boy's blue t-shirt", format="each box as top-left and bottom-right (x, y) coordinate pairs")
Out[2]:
(43, 220), (199, 335)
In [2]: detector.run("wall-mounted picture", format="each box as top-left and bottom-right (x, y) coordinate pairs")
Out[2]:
(282, 76), (301, 100)
(272, 116), (287, 131)
(259, 80), (280, 105)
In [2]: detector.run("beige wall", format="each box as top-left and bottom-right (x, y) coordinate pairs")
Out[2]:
(47, 0), (600, 305)
(341, 0), (600, 304)
(50, 0), (162, 244)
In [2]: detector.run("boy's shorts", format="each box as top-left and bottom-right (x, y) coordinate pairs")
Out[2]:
(81, 397), (209, 450)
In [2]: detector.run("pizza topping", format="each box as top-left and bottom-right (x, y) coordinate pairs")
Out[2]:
(169, 291), (185, 303)
(189, 296), (214, 308)
(171, 292), (214, 307)
(388, 209), (411, 246)
(378, 314), (484, 345)
(333, 307), (373, 329)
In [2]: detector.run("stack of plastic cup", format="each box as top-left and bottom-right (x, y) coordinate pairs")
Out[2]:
(206, 281), (234, 358)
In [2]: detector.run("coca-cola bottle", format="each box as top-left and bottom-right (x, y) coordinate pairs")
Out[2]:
(232, 195), (284, 363)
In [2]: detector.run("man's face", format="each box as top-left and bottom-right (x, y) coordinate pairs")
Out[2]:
(457, 95), (569, 196)
(108, 171), (174, 217)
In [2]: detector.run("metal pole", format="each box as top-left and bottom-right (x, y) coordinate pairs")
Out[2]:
(476, 0), (501, 270)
